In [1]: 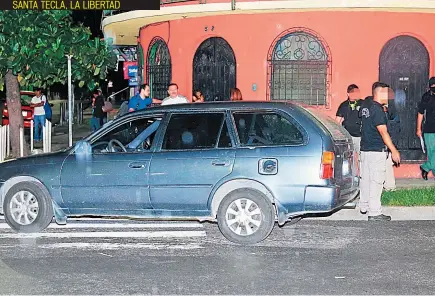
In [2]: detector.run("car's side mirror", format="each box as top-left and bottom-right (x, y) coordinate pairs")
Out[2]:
(74, 140), (92, 161)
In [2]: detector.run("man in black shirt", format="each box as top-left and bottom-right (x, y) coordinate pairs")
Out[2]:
(417, 77), (435, 180)
(336, 84), (363, 153)
(360, 82), (400, 221)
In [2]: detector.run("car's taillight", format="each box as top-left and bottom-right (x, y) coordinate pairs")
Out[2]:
(321, 151), (335, 179)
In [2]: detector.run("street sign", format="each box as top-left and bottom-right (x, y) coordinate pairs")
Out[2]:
(128, 65), (138, 77)
(129, 77), (138, 87)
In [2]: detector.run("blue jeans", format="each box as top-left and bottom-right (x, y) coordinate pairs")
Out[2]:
(91, 117), (101, 132)
(33, 115), (46, 141)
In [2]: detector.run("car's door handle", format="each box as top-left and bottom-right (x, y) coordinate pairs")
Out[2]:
(212, 160), (230, 167)
(128, 162), (146, 169)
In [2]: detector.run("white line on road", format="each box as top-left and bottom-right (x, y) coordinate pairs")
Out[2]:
(33, 242), (205, 250)
(0, 231), (207, 239)
(0, 222), (204, 229)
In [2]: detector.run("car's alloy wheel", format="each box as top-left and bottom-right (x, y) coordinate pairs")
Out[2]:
(3, 181), (53, 233)
(9, 190), (39, 226)
(225, 198), (262, 236)
(217, 189), (275, 245)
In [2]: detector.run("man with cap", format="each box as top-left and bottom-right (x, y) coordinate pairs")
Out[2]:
(359, 82), (400, 221)
(417, 77), (435, 180)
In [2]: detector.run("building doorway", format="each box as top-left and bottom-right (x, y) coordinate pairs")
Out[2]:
(146, 37), (172, 100)
(193, 37), (236, 102)
(379, 35), (430, 161)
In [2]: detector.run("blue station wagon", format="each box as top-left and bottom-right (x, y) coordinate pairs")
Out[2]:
(0, 102), (359, 244)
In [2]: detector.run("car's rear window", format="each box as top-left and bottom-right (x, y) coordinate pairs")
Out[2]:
(295, 105), (350, 141)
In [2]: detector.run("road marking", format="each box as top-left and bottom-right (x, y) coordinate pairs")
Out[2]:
(30, 242), (204, 250)
(0, 231), (207, 239)
(0, 222), (204, 229)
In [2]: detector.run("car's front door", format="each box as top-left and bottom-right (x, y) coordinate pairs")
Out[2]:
(149, 112), (236, 216)
(60, 115), (163, 215)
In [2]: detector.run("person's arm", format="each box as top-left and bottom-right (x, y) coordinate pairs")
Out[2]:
(152, 98), (161, 104)
(30, 97), (44, 108)
(128, 98), (136, 112)
(417, 113), (424, 137)
(373, 107), (400, 163)
(335, 102), (345, 124)
(417, 99), (426, 137)
(377, 125), (400, 164)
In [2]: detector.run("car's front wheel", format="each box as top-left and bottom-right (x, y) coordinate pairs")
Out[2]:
(3, 181), (53, 233)
(217, 189), (275, 245)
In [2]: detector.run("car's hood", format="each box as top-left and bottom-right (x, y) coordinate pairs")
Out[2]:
(0, 150), (67, 168)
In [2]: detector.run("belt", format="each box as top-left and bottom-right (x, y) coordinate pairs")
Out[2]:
(361, 148), (389, 152)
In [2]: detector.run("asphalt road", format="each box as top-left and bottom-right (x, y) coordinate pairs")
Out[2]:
(0, 217), (434, 295)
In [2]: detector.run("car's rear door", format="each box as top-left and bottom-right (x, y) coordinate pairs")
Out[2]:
(149, 111), (236, 216)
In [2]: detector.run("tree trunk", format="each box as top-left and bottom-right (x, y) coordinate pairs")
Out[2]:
(5, 70), (28, 157)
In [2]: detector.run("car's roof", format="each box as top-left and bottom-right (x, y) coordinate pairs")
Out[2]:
(139, 101), (298, 114)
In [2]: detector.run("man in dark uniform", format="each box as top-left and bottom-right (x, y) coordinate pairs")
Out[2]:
(336, 84), (363, 153)
(417, 77), (435, 180)
(360, 82), (400, 221)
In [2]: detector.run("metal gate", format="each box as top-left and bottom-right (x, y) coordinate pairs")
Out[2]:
(379, 35), (429, 161)
(193, 37), (236, 101)
(146, 38), (172, 100)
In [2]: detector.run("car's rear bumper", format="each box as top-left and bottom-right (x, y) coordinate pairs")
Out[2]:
(2, 118), (32, 128)
(303, 183), (359, 212)
(278, 178), (360, 222)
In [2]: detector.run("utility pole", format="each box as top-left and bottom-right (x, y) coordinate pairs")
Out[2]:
(66, 55), (73, 147)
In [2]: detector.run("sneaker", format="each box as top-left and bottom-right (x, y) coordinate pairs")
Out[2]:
(368, 214), (391, 221)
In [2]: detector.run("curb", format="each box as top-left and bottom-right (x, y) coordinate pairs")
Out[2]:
(309, 206), (435, 221)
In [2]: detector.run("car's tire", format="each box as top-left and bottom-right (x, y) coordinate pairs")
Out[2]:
(217, 188), (275, 245)
(3, 181), (53, 233)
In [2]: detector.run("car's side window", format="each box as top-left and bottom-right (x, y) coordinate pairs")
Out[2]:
(91, 117), (162, 154)
(233, 111), (304, 146)
(162, 113), (228, 150)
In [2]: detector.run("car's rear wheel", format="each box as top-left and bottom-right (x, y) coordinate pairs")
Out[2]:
(3, 182), (53, 233)
(217, 189), (275, 245)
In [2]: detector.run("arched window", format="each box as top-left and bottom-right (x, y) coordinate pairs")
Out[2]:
(268, 29), (330, 105)
(146, 37), (172, 99)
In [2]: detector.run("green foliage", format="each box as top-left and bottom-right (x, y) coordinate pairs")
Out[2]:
(0, 10), (117, 91)
(381, 188), (435, 206)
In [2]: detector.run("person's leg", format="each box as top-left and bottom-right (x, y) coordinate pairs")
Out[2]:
(91, 117), (98, 132)
(33, 115), (42, 141)
(421, 133), (435, 175)
(367, 152), (387, 217)
(359, 151), (369, 213)
(352, 136), (361, 177)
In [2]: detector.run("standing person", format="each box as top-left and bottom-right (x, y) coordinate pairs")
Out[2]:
(359, 82), (400, 221)
(417, 77), (435, 180)
(230, 88), (243, 101)
(90, 90), (105, 132)
(161, 83), (189, 106)
(30, 88), (46, 142)
(192, 90), (205, 103)
(128, 84), (158, 112)
(335, 84), (363, 153)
